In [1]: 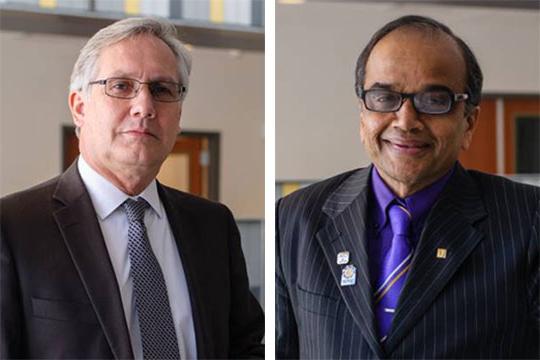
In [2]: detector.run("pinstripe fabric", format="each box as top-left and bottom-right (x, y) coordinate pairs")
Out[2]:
(276, 164), (540, 359)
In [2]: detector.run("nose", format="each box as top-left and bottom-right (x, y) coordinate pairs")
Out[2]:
(393, 98), (424, 132)
(130, 84), (156, 119)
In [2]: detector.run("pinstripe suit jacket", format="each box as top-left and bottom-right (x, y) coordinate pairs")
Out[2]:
(276, 164), (539, 359)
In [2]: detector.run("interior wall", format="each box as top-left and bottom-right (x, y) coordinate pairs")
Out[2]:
(0, 30), (264, 219)
(276, 2), (540, 181)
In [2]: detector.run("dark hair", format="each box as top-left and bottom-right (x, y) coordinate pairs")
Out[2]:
(354, 15), (483, 112)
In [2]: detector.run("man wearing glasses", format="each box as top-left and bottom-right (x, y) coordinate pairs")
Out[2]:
(276, 15), (539, 359)
(1, 17), (264, 359)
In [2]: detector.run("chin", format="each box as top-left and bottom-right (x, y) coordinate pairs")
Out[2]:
(115, 151), (163, 168)
(388, 171), (421, 186)
(379, 160), (424, 181)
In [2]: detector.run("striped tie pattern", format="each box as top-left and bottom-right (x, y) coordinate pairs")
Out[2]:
(374, 203), (413, 342)
(122, 198), (180, 359)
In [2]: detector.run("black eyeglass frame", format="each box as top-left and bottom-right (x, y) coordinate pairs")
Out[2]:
(358, 88), (469, 115)
(88, 77), (187, 103)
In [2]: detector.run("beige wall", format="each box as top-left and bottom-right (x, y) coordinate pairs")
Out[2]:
(0, 31), (264, 219)
(276, 2), (540, 181)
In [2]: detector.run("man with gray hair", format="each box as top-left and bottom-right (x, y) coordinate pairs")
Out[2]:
(1, 17), (264, 359)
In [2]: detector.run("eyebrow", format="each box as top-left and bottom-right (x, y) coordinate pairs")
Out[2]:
(367, 82), (393, 90)
(366, 82), (454, 93)
(107, 73), (179, 83)
(422, 84), (454, 92)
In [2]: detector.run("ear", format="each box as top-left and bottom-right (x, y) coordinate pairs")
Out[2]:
(461, 106), (480, 151)
(68, 90), (86, 129)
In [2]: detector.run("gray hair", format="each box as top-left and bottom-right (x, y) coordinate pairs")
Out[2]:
(70, 16), (192, 95)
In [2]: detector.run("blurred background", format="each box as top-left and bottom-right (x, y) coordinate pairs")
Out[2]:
(0, 0), (265, 306)
(276, 0), (540, 197)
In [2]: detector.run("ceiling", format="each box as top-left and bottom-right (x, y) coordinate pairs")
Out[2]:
(0, 3), (264, 51)
(306, 0), (540, 10)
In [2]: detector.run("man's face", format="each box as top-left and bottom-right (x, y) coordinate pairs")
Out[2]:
(70, 34), (182, 179)
(360, 28), (478, 196)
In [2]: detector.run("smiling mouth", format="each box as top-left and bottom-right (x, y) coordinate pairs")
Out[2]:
(383, 139), (431, 155)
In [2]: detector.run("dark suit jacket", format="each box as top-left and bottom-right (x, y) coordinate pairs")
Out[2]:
(276, 164), (539, 359)
(1, 162), (264, 359)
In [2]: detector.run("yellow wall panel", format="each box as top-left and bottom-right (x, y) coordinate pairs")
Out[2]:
(124, 0), (141, 15)
(39, 0), (57, 8)
(210, 0), (224, 23)
(282, 183), (301, 197)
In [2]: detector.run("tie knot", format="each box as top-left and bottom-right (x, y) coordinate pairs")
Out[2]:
(122, 198), (149, 222)
(388, 203), (411, 236)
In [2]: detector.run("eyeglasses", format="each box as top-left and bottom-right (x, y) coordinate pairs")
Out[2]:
(359, 88), (469, 115)
(89, 77), (187, 102)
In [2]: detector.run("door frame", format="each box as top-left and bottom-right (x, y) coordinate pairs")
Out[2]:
(460, 93), (539, 174)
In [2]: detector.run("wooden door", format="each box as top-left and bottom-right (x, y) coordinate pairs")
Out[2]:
(459, 98), (497, 173)
(458, 96), (540, 175)
(504, 98), (540, 174)
(157, 136), (206, 196)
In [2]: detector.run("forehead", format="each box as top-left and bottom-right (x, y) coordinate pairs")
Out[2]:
(364, 27), (467, 91)
(95, 34), (179, 81)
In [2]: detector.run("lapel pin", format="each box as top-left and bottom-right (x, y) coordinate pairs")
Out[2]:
(436, 248), (447, 259)
(337, 251), (350, 265)
(340, 264), (356, 286)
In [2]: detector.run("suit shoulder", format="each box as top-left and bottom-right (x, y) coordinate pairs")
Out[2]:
(467, 170), (540, 201)
(158, 184), (232, 217)
(466, 170), (540, 223)
(1, 177), (61, 242)
(1, 176), (59, 214)
(278, 168), (364, 217)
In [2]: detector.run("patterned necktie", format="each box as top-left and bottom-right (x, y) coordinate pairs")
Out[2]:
(374, 203), (413, 342)
(122, 198), (180, 359)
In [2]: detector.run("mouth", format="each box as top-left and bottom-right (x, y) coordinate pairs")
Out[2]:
(122, 129), (158, 140)
(382, 138), (432, 156)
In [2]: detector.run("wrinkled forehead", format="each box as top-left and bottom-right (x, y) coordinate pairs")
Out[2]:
(365, 27), (467, 92)
(93, 34), (180, 82)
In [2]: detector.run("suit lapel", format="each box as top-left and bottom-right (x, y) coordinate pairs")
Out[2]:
(315, 166), (384, 358)
(385, 165), (487, 353)
(52, 163), (133, 359)
(158, 185), (210, 359)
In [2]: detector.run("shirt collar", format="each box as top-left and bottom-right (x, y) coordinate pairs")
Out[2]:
(371, 164), (455, 225)
(77, 155), (163, 220)
(371, 167), (395, 226)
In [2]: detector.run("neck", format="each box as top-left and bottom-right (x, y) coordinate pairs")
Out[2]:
(384, 180), (423, 199)
(104, 169), (156, 196)
(375, 168), (448, 199)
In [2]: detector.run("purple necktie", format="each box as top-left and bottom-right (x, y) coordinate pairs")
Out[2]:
(374, 203), (413, 342)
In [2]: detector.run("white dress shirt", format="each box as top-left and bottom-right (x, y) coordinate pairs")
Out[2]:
(78, 156), (197, 359)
